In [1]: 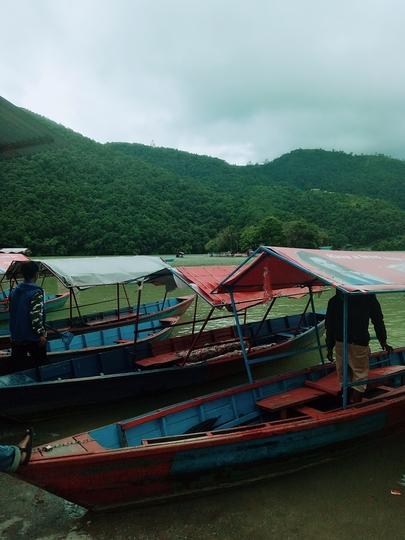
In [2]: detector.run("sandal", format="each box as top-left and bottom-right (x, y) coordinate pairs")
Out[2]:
(18, 428), (33, 466)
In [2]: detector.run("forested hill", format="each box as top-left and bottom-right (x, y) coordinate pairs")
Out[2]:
(1, 97), (405, 255)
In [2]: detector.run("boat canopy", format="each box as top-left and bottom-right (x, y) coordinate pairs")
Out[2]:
(173, 265), (324, 308)
(3, 256), (173, 288)
(0, 248), (29, 254)
(217, 247), (405, 295)
(0, 253), (29, 273)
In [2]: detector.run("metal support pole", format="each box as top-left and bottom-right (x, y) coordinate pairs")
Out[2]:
(182, 305), (215, 364)
(133, 281), (143, 350)
(297, 296), (312, 328)
(71, 289), (83, 321)
(342, 293), (349, 408)
(229, 288), (253, 384)
(122, 283), (131, 310)
(116, 283), (120, 320)
(162, 289), (168, 309)
(69, 288), (73, 324)
(191, 295), (199, 336)
(251, 298), (276, 341)
(309, 287), (324, 364)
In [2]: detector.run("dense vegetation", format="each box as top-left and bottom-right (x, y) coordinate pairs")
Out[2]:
(1, 97), (405, 255)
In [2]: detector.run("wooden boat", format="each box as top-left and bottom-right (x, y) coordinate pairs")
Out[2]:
(12, 247), (405, 509)
(0, 290), (70, 322)
(0, 316), (179, 376)
(0, 311), (325, 417)
(14, 347), (405, 510)
(0, 295), (194, 348)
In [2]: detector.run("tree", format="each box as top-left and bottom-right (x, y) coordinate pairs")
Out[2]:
(283, 219), (328, 248)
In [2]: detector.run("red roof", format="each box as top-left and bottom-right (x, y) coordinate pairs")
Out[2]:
(174, 265), (322, 308)
(218, 247), (405, 294)
(0, 253), (28, 273)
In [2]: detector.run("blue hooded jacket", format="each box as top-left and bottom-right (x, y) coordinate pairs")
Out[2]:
(9, 282), (45, 342)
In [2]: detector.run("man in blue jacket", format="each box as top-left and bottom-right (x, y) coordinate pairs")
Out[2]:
(9, 261), (47, 371)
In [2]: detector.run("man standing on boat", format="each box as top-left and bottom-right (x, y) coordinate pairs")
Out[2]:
(325, 290), (393, 403)
(9, 261), (47, 371)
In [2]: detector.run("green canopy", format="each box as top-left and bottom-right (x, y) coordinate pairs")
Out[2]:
(4, 256), (172, 288)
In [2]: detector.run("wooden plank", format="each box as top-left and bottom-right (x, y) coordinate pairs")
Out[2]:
(305, 372), (340, 396)
(369, 365), (405, 378)
(296, 406), (325, 419)
(135, 352), (180, 368)
(305, 365), (405, 396)
(256, 386), (325, 412)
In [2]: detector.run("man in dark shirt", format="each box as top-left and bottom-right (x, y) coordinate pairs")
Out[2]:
(325, 290), (392, 403)
(9, 261), (47, 371)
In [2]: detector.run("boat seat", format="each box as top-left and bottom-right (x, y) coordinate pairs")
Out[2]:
(256, 386), (326, 412)
(295, 406), (325, 419)
(368, 365), (405, 380)
(305, 372), (340, 396)
(305, 365), (405, 396)
(276, 331), (296, 338)
(135, 352), (180, 368)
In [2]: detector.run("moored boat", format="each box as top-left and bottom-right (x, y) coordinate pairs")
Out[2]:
(0, 316), (179, 376)
(0, 295), (194, 348)
(0, 291), (69, 322)
(0, 311), (325, 418)
(13, 347), (405, 510)
(13, 246), (405, 510)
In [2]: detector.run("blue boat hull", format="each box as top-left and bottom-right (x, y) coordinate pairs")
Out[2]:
(15, 348), (405, 510)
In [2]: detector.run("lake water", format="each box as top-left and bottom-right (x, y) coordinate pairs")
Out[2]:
(1, 254), (405, 539)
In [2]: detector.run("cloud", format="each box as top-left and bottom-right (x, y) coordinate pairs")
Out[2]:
(2, 0), (405, 163)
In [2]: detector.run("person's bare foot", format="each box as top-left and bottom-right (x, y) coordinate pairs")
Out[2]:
(17, 428), (33, 466)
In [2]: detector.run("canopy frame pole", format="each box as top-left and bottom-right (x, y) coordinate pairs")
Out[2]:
(71, 288), (83, 321)
(342, 293), (349, 408)
(182, 305), (215, 364)
(229, 288), (253, 384)
(69, 288), (73, 324)
(251, 298), (277, 342)
(122, 283), (131, 310)
(191, 295), (199, 336)
(116, 283), (120, 321)
(133, 281), (143, 353)
(308, 286), (324, 364)
(297, 296), (312, 328)
(162, 289), (168, 308)
(0, 282), (6, 300)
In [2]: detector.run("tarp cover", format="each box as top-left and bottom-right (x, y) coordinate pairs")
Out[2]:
(0, 248), (29, 254)
(218, 247), (405, 294)
(4, 256), (172, 288)
(174, 265), (323, 307)
(0, 253), (28, 273)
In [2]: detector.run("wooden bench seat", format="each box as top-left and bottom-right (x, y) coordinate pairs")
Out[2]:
(368, 365), (405, 379)
(296, 406), (325, 419)
(305, 365), (405, 396)
(135, 352), (180, 368)
(305, 372), (340, 396)
(256, 386), (326, 412)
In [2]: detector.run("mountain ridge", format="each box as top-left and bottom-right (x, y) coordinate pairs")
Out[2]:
(1, 97), (404, 255)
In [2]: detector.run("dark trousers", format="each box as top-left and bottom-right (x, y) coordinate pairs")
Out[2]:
(11, 341), (47, 372)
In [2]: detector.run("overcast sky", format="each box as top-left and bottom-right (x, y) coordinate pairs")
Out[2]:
(2, 0), (405, 164)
